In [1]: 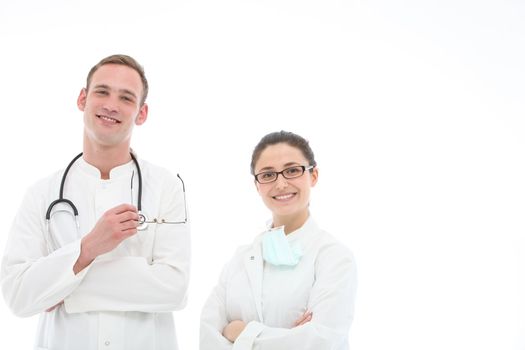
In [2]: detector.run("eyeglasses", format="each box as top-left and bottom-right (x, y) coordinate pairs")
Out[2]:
(254, 165), (314, 184)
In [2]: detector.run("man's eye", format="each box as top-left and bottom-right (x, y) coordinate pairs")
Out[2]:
(95, 90), (108, 95)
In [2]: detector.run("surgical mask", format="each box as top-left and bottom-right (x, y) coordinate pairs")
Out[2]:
(262, 226), (303, 267)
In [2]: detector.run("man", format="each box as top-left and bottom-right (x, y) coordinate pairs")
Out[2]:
(1, 55), (190, 350)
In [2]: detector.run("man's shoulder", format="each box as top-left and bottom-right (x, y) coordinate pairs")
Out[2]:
(139, 159), (180, 178)
(138, 159), (186, 193)
(27, 169), (64, 193)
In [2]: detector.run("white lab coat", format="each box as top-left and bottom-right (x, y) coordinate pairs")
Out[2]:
(200, 217), (357, 350)
(1, 157), (190, 350)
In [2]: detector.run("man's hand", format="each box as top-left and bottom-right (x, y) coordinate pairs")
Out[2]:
(73, 204), (139, 274)
(222, 320), (246, 343)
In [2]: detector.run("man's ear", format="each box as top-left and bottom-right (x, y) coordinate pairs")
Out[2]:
(135, 103), (148, 125)
(77, 88), (87, 111)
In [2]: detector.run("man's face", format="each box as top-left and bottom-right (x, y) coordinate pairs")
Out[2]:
(77, 64), (148, 148)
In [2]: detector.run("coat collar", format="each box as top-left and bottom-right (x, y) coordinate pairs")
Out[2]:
(242, 216), (319, 322)
(76, 156), (135, 180)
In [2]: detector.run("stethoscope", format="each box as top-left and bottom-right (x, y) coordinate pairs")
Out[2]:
(45, 152), (187, 236)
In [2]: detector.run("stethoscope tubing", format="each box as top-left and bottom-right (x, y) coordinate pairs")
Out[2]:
(45, 152), (187, 239)
(46, 152), (143, 224)
(45, 152), (84, 220)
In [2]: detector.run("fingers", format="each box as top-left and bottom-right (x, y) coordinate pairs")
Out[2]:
(82, 204), (140, 263)
(116, 212), (139, 237)
(46, 301), (64, 312)
(117, 210), (139, 225)
(119, 221), (139, 236)
(293, 311), (313, 327)
(96, 205), (140, 242)
(222, 320), (246, 343)
(108, 205), (140, 232)
(293, 314), (306, 326)
(110, 203), (138, 215)
(297, 312), (312, 326)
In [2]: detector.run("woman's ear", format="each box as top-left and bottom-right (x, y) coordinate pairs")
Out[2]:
(310, 167), (319, 187)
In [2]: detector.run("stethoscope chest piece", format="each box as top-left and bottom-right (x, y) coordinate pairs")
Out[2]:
(138, 212), (148, 231)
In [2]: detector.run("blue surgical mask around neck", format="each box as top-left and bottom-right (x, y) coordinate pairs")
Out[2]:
(262, 226), (303, 267)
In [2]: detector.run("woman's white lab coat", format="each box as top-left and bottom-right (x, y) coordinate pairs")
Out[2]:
(1, 158), (190, 350)
(200, 217), (357, 350)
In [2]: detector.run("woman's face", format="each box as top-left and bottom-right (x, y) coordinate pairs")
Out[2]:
(254, 142), (318, 222)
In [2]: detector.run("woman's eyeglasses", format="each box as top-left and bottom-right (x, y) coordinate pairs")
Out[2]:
(254, 165), (314, 184)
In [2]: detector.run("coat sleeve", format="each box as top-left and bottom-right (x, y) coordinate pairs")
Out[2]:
(1, 187), (90, 317)
(200, 262), (234, 350)
(233, 243), (357, 350)
(63, 172), (191, 313)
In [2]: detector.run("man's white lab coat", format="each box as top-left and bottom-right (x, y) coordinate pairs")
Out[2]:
(1, 157), (190, 350)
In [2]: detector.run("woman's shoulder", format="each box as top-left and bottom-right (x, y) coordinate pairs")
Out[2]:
(304, 218), (350, 247)
(308, 224), (355, 261)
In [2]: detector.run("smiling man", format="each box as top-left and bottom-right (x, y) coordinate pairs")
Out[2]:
(1, 55), (190, 350)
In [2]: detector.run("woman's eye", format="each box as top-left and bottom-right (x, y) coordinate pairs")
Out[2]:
(261, 172), (275, 179)
(285, 167), (301, 175)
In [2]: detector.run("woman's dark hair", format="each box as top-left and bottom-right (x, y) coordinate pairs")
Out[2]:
(250, 130), (317, 174)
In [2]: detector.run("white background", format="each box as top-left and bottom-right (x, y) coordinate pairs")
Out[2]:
(0, 0), (524, 349)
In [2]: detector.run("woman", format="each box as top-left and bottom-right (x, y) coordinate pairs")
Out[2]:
(200, 131), (357, 350)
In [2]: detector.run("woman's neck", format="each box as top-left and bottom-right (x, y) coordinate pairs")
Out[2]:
(273, 209), (309, 235)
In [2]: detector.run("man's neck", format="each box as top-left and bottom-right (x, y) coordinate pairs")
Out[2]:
(83, 142), (132, 180)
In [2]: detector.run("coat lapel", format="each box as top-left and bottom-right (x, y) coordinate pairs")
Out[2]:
(243, 239), (264, 322)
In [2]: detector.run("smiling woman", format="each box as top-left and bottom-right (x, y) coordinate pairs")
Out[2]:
(199, 131), (357, 350)
(251, 134), (318, 234)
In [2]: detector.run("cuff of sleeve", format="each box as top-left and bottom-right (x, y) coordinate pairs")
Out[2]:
(232, 321), (265, 350)
(63, 239), (91, 279)
(49, 238), (89, 279)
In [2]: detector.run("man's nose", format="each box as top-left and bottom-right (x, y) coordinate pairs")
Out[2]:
(102, 95), (120, 114)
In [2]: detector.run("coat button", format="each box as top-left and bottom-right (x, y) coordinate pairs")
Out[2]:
(105, 340), (110, 346)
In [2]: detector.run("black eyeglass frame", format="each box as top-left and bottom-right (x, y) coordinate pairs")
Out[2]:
(254, 165), (315, 184)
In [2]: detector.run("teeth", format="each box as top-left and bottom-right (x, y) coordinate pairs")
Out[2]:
(98, 115), (119, 123)
(274, 193), (294, 200)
